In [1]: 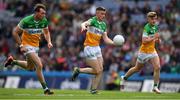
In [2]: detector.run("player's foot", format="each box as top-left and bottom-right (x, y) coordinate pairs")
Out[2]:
(4, 56), (14, 67)
(120, 76), (125, 90)
(90, 89), (99, 94)
(152, 87), (161, 94)
(71, 67), (80, 81)
(44, 89), (54, 95)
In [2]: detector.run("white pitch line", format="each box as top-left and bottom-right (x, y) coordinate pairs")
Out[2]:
(13, 94), (31, 96)
(13, 93), (93, 97)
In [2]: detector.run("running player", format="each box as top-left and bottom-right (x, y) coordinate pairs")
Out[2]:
(4, 4), (54, 95)
(120, 12), (161, 94)
(71, 7), (115, 94)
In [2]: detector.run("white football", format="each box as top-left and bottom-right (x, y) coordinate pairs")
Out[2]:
(113, 35), (125, 45)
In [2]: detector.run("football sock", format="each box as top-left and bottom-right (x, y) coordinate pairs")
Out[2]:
(154, 83), (158, 87)
(124, 76), (128, 80)
(41, 82), (48, 90)
(11, 60), (17, 65)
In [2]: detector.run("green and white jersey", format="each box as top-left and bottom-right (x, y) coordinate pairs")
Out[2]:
(84, 16), (107, 46)
(18, 14), (48, 47)
(140, 23), (159, 53)
(142, 23), (158, 37)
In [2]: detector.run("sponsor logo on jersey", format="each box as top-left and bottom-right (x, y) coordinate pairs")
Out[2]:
(88, 26), (104, 35)
(26, 29), (42, 34)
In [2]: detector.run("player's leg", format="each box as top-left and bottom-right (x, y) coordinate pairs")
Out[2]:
(71, 65), (97, 81)
(90, 56), (103, 94)
(71, 57), (101, 93)
(149, 55), (161, 94)
(120, 60), (144, 89)
(4, 46), (36, 71)
(71, 46), (99, 81)
(88, 46), (103, 94)
(4, 55), (34, 71)
(27, 52), (53, 95)
(122, 53), (145, 80)
(79, 67), (97, 74)
(81, 46), (100, 74)
(123, 61), (144, 80)
(71, 53), (103, 94)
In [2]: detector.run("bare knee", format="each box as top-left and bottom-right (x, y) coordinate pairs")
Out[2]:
(154, 66), (160, 71)
(94, 68), (103, 75)
(99, 68), (103, 74)
(36, 64), (43, 70)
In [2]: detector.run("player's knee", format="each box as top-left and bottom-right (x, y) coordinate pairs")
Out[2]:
(35, 63), (43, 70)
(154, 66), (160, 71)
(95, 69), (103, 74)
(39, 63), (43, 68)
(37, 65), (43, 70)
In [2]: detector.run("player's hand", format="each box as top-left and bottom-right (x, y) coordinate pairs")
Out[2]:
(154, 33), (160, 42)
(47, 42), (53, 48)
(81, 25), (87, 33)
(156, 38), (162, 44)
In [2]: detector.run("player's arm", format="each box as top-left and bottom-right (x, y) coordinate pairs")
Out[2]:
(142, 36), (155, 44)
(12, 19), (29, 53)
(12, 26), (23, 47)
(142, 28), (159, 44)
(155, 33), (161, 44)
(43, 28), (53, 48)
(142, 33), (159, 44)
(12, 26), (27, 53)
(102, 32), (114, 45)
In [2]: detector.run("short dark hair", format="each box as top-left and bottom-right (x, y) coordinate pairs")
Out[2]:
(147, 12), (157, 18)
(96, 6), (106, 11)
(34, 3), (46, 12)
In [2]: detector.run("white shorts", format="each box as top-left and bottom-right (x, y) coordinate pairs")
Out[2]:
(84, 46), (102, 60)
(23, 45), (39, 56)
(137, 52), (158, 63)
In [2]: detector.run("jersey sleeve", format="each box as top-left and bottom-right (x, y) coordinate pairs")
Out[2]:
(142, 25), (149, 37)
(18, 18), (26, 30)
(87, 17), (95, 26)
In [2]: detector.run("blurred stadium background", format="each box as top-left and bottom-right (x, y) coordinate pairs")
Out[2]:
(0, 0), (180, 94)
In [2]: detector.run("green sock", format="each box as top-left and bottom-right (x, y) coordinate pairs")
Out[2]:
(124, 76), (128, 80)
(154, 83), (158, 87)
(41, 82), (48, 90)
(11, 60), (18, 65)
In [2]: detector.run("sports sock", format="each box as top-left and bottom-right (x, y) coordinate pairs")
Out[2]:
(154, 83), (158, 87)
(124, 76), (128, 80)
(11, 60), (18, 65)
(41, 82), (48, 90)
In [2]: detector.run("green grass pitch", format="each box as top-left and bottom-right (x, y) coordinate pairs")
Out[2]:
(0, 88), (179, 100)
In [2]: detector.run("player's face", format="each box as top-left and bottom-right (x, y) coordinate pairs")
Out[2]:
(148, 16), (157, 25)
(37, 8), (46, 20)
(96, 10), (106, 21)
